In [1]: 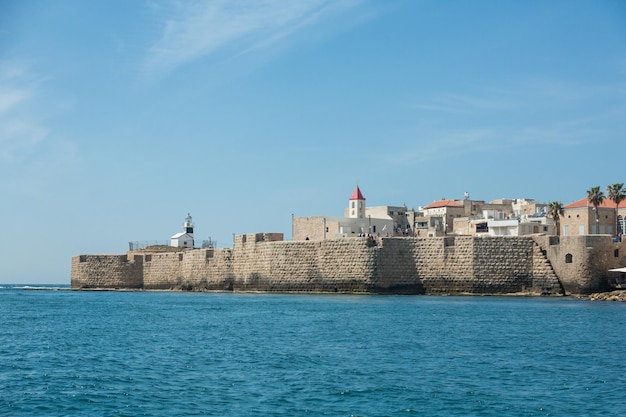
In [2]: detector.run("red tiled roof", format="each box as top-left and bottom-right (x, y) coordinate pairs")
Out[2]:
(564, 197), (626, 209)
(424, 199), (464, 209)
(349, 186), (365, 200)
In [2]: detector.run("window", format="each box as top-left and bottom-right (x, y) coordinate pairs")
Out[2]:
(351, 201), (355, 208)
(615, 249), (619, 258)
(565, 253), (573, 263)
(579, 225), (585, 235)
(564, 225), (568, 236)
(373, 225), (377, 233)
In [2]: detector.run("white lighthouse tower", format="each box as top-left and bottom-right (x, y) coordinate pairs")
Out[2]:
(170, 213), (195, 248)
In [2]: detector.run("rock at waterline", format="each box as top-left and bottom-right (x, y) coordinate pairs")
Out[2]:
(588, 290), (626, 302)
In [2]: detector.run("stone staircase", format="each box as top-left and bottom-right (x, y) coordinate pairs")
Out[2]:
(531, 243), (565, 295)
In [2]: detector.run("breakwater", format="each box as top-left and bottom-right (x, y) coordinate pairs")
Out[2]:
(71, 234), (626, 295)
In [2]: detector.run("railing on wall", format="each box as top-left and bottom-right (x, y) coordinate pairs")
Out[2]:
(128, 241), (170, 251)
(202, 238), (217, 248)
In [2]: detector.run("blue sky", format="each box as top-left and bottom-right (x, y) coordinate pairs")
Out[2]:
(1, 0), (625, 284)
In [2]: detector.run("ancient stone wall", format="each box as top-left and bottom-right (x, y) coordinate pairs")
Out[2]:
(471, 237), (533, 293)
(71, 254), (143, 289)
(180, 248), (234, 291)
(538, 235), (626, 294)
(123, 249), (235, 291)
(232, 235), (379, 292)
(141, 252), (183, 290)
(71, 234), (622, 295)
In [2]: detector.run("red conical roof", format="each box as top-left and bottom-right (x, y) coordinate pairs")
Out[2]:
(350, 186), (365, 200)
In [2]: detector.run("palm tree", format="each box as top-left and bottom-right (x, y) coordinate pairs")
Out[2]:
(587, 186), (605, 234)
(547, 201), (564, 235)
(607, 183), (625, 236)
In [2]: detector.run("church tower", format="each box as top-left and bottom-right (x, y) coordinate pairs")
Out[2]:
(349, 186), (366, 219)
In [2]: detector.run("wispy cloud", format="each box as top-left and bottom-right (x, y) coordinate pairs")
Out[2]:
(0, 61), (49, 162)
(144, 0), (362, 78)
(0, 60), (80, 199)
(402, 77), (626, 164)
(412, 92), (514, 115)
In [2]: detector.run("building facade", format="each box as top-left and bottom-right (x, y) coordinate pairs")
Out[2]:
(293, 186), (394, 241)
(561, 198), (626, 237)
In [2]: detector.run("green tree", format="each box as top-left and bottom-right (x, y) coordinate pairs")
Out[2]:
(587, 186), (605, 234)
(547, 201), (564, 236)
(607, 183), (625, 236)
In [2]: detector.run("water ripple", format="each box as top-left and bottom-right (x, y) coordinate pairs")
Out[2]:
(1, 291), (626, 416)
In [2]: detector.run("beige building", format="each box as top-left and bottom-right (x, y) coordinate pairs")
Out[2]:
(362, 205), (413, 236)
(561, 197), (626, 237)
(418, 197), (555, 237)
(511, 198), (548, 217)
(417, 198), (516, 236)
(293, 186), (394, 241)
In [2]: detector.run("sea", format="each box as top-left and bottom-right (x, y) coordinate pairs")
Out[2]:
(1, 285), (626, 417)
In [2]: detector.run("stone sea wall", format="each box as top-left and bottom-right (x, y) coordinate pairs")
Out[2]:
(71, 234), (626, 295)
(71, 254), (143, 289)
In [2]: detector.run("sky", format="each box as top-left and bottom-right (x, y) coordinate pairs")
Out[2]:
(1, 0), (625, 284)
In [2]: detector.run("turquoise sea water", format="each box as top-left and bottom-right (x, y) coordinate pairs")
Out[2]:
(1, 286), (626, 416)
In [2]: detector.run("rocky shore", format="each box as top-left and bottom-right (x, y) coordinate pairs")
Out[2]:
(588, 290), (626, 302)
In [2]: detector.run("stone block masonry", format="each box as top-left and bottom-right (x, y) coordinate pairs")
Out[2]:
(71, 254), (143, 289)
(71, 233), (626, 295)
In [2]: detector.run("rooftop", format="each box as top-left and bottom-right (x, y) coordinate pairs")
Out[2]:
(564, 197), (626, 209)
(349, 186), (365, 201)
(424, 199), (464, 209)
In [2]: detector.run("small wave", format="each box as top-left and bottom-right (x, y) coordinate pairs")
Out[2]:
(22, 286), (68, 291)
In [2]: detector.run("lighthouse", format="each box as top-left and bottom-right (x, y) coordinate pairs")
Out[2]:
(170, 213), (195, 248)
(183, 213), (194, 234)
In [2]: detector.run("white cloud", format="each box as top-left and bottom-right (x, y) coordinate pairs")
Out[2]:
(144, 0), (362, 77)
(0, 61), (48, 162)
(392, 128), (496, 164)
(404, 77), (626, 164)
(0, 61), (78, 190)
(413, 92), (514, 115)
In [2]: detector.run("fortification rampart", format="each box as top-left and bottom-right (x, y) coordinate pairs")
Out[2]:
(71, 234), (626, 295)
(71, 254), (143, 289)
(533, 235), (626, 294)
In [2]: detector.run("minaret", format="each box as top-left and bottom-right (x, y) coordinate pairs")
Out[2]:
(349, 186), (366, 219)
(184, 213), (194, 245)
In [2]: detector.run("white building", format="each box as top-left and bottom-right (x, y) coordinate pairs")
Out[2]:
(170, 213), (195, 248)
(487, 219), (520, 236)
